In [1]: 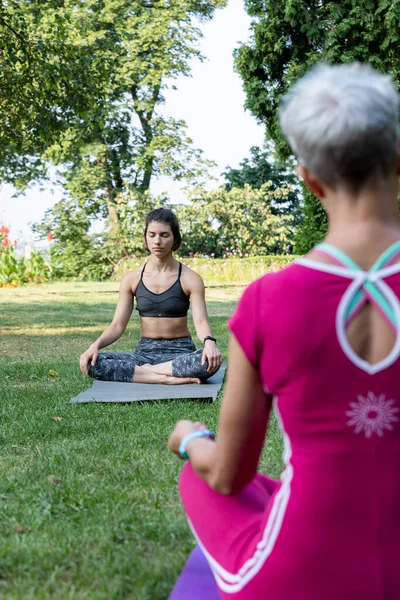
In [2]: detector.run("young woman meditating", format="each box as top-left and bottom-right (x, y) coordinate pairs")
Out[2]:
(169, 63), (400, 598)
(80, 208), (222, 385)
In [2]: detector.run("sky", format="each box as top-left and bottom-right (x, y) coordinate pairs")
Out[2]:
(0, 0), (265, 245)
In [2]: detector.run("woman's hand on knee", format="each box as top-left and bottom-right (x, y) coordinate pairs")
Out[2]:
(202, 342), (222, 373)
(79, 345), (99, 376)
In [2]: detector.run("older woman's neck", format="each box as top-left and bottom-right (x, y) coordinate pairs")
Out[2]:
(324, 176), (400, 236)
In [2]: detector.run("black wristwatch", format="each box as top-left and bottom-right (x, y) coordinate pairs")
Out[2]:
(203, 336), (217, 344)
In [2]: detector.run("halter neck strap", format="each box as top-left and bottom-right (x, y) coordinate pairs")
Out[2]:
(314, 242), (400, 329)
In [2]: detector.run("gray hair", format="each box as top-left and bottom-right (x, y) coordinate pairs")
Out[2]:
(279, 63), (400, 189)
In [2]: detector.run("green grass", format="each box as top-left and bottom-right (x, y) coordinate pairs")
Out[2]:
(0, 283), (283, 599)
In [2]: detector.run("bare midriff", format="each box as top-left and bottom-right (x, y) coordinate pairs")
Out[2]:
(139, 316), (191, 340)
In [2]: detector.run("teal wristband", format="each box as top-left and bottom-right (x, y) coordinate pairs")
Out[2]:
(178, 429), (215, 460)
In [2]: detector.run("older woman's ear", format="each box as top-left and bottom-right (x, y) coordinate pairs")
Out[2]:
(297, 164), (326, 199)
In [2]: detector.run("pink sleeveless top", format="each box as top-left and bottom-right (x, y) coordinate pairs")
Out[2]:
(227, 246), (400, 598)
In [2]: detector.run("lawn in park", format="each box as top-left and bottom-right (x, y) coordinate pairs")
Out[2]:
(0, 283), (283, 600)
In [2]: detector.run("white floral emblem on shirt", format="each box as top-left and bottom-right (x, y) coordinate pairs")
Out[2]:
(346, 392), (399, 438)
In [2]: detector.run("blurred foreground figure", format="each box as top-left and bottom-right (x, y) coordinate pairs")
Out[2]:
(168, 63), (400, 599)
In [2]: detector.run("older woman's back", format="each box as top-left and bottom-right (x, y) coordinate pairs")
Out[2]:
(172, 62), (400, 600)
(226, 245), (400, 597)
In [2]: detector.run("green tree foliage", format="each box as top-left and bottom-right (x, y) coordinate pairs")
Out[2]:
(0, 1), (108, 188)
(177, 184), (295, 257)
(0, 0), (226, 254)
(235, 0), (400, 251)
(223, 145), (291, 191)
(34, 191), (168, 280)
(35, 183), (295, 278)
(222, 143), (301, 226)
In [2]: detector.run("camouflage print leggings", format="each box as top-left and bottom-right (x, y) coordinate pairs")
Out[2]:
(88, 336), (218, 383)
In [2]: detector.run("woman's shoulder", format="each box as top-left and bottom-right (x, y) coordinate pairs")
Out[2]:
(180, 262), (203, 283)
(119, 266), (144, 294)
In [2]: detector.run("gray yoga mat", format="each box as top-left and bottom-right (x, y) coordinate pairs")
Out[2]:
(71, 363), (226, 404)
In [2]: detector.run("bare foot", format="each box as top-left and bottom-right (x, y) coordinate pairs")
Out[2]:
(133, 365), (201, 385)
(164, 376), (202, 385)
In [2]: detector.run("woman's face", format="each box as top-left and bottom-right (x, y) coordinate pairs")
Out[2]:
(146, 221), (175, 258)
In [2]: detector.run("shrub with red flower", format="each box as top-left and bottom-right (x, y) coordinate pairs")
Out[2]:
(48, 232), (54, 241)
(1, 224), (10, 252)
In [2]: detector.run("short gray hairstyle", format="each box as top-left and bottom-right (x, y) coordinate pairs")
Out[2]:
(279, 63), (400, 189)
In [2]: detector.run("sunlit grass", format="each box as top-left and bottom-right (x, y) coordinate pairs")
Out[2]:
(0, 283), (283, 599)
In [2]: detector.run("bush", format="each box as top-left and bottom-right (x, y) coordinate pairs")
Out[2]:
(0, 245), (23, 285)
(177, 184), (296, 257)
(0, 240), (55, 286)
(293, 188), (327, 254)
(31, 184), (298, 279)
(112, 254), (297, 285)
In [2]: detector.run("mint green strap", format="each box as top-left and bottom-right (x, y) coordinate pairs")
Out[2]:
(363, 283), (396, 326)
(315, 243), (397, 326)
(316, 243), (365, 319)
(370, 241), (400, 271)
(316, 243), (361, 271)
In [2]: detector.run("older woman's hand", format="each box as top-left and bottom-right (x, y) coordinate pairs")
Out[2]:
(168, 420), (207, 458)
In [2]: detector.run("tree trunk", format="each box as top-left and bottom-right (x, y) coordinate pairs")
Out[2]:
(140, 158), (153, 192)
(131, 82), (161, 193)
(105, 184), (119, 231)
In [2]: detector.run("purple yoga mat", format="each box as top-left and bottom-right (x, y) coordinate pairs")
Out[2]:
(169, 546), (220, 600)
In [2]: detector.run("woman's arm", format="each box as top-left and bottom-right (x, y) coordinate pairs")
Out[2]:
(187, 270), (222, 372)
(168, 333), (272, 494)
(79, 273), (136, 375)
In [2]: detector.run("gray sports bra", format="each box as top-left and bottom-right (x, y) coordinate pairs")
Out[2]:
(135, 262), (190, 318)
